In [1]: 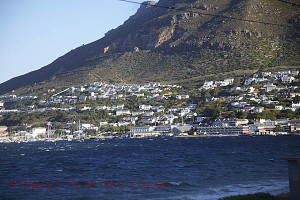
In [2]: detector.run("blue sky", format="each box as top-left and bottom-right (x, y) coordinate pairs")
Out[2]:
(0, 0), (147, 84)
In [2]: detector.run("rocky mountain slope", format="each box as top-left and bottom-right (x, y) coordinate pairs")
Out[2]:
(1, 0), (299, 95)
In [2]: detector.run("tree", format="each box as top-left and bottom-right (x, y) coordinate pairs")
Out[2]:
(233, 78), (242, 87)
(86, 129), (97, 136)
(237, 111), (248, 119)
(273, 126), (282, 132)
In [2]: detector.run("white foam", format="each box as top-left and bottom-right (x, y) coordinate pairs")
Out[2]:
(193, 180), (289, 200)
(152, 180), (289, 200)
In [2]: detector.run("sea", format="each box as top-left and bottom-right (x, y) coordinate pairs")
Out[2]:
(1, 136), (300, 200)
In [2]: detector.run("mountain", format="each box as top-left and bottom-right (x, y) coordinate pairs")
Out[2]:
(1, 0), (299, 95)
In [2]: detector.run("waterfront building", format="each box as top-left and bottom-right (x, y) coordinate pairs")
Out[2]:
(130, 126), (157, 137)
(32, 127), (47, 138)
(0, 126), (8, 138)
(197, 125), (249, 135)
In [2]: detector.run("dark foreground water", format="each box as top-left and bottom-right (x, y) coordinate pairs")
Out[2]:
(1, 136), (300, 200)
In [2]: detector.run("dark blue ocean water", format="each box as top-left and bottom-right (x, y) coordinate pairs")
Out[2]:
(1, 136), (300, 200)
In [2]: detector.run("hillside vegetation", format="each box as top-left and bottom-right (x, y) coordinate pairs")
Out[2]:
(0, 0), (299, 95)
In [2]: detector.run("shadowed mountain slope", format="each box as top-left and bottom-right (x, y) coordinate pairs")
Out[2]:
(1, 0), (299, 95)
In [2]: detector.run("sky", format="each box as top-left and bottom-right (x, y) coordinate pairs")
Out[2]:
(0, 0), (147, 85)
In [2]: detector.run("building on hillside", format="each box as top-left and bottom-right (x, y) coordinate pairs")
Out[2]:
(253, 107), (264, 113)
(281, 76), (295, 83)
(292, 102), (300, 110)
(202, 81), (215, 90)
(176, 95), (189, 100)
(116, 110), (131, 116)
(139, 105), (152, 111)
(264, 83), (276, 92)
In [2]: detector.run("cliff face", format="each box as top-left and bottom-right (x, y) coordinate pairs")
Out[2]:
(0, 0), (299, 94)
(103, 0), (299, 52)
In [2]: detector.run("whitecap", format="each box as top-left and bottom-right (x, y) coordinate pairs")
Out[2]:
(169, 181), (182, 186)
(163, 180), (289, 200)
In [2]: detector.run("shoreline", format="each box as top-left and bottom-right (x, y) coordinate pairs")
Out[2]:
(0, 134), (299, 143)
(219, 192), (290, 200)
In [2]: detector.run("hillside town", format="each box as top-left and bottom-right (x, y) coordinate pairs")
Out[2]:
(0, 70), (299, 142)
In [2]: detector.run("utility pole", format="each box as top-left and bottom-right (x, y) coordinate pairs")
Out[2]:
(47, 122), (51, 140)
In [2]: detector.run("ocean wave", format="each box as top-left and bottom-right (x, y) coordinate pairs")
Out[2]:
(169, 181), (195, 187)
(151, 180), (289, 200)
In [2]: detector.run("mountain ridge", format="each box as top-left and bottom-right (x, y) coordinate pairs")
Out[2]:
(0, 0), (299, 95)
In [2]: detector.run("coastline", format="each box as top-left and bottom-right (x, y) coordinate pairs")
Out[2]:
(219, 192), (290, 200)
(1, 134), (300, 143)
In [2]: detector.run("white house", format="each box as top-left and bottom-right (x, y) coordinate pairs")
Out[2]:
(215, 79), (234, 87)
(96, 106), (107, 110)
(143, 117), (156, 124)
(202, 81), (215, 89)
(69, 87), (76, 93)
(244, 78), (255, 85)
(79, 96), (87, 101)
(224, 78), (234, 85)
(151, 106), (163, 111)
(116, 110), (131, 116)
(117, 104), (125, 110)
(275, 105), (283, 110)
(262, 72), (272, 77)
(262, 100), (279, 104)
(164, 114), (176, 124)
(134, 93), (145, 97)
(144, 111), (154, 116)
(90, 82), (102, 87)
(99, 122), (108, 126)
(176, 95), (189, 100)
(32, 127), (47, 138)
(231, 102), (248, 107)
(80, 106), (91, 111)
(123, 117), (138, 125)
(253, 107), (264, 113)
(262, 119), (277, 126)
(292, 102), (300, 110)
(139, 105), (152, 111)
(98, 94), (109, 99)
(79, 123), (92, 129)
(264, 83), (276, 92)
(131, 111), (143, 116)
(186, 104), (197, 110)
(75, 86), (85, 93)
(281, 76), (295, 83)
